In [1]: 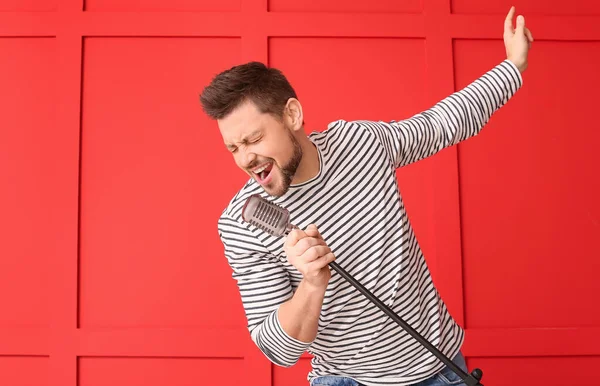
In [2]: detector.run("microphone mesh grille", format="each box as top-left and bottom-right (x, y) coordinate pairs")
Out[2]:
(256, 200), (280, 228)
(242, 194), (290, 236)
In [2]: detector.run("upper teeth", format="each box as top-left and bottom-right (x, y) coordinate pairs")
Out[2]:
(254, 163), (270, 174)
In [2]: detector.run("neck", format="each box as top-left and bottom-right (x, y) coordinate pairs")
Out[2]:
(291, 136), (319, 185)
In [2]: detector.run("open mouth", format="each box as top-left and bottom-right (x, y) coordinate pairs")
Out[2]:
(253, 162), (273, 183)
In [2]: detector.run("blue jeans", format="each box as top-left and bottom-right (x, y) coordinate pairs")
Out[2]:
(311, 351), (469, 386)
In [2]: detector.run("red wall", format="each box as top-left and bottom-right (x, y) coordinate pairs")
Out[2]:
(1, 0), (599, 385)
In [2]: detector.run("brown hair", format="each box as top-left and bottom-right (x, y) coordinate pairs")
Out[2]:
(200, 61), (298, 120)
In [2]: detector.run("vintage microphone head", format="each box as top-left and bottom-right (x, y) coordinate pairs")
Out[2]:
(241, 194), (296, 237)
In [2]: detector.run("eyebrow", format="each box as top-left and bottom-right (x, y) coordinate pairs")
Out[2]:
(226, 129), (262, 148)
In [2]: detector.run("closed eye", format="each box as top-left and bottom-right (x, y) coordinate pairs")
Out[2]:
(248, 135), (263, 144)
(225, 132), (263, 153)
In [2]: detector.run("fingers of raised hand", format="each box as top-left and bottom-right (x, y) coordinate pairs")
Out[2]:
(515, 14), (526, 34)
(525, 27), (534, 42)
(504, 6), (516, 35)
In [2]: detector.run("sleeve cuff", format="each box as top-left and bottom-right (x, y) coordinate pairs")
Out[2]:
(502, 59), (524, 87)
(251, 308), (312, 367)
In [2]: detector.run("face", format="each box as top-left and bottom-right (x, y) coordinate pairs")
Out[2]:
(218, 100), (303, 197)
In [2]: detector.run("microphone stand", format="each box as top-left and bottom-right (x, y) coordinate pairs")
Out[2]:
(327, 259), (483, 386)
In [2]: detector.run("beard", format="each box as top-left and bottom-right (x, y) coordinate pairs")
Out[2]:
(277, 131), (303, 195)
(263, 131), (303, 198)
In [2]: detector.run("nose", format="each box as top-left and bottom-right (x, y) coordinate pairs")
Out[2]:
(240, 148), (257, 169)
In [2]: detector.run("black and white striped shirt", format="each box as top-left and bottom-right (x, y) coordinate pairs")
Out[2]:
(218, 60), (522, 385)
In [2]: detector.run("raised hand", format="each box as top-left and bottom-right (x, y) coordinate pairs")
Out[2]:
(504, 6), (534, 73)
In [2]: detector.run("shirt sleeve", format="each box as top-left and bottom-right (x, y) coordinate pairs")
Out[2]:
(358, 59), (523, 168)
(217, 213), (312, 367)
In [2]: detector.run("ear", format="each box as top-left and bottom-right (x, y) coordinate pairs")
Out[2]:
(284, 98), (304, 132)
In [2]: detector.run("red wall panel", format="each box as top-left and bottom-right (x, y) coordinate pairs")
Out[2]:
(468, 356), (600, 385)
(452, 0), (600, 16)
(0, 0), (55, 11)
(1, 0), (599, 385)
(79, 357), (243, 386)
(269, 0), (421, 13)
(79, 37), (246, 328)
(0, 38), (55, 328)
(85, 0), (240, 12)
(0, 356), (49, 386)
(456, 39), (600, 329)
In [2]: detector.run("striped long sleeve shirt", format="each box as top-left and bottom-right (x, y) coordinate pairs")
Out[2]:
(217, 60), (522, 385)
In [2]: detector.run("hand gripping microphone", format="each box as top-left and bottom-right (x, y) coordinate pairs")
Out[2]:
(241, 193), (484, 386)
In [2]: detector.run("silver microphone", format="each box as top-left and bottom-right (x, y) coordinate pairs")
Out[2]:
(241, 194), (298, 237)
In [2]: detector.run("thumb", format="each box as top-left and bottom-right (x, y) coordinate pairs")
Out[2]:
(515, 15), (525, 35)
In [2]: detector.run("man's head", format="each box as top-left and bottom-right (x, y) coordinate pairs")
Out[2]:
(200, 62), (306, 197)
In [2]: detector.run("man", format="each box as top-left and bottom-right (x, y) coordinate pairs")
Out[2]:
(200, 7), (533, 386)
